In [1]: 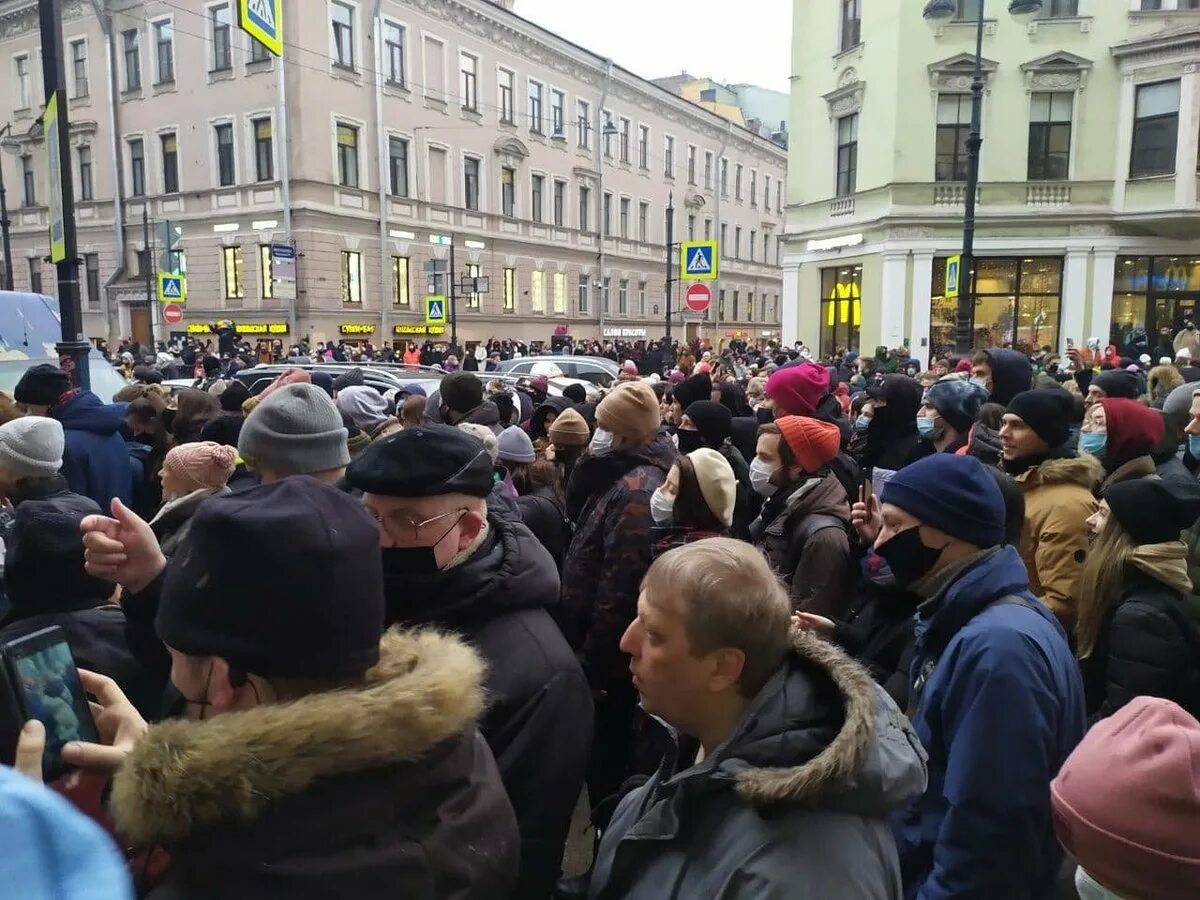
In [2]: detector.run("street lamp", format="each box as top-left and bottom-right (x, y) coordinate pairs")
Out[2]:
(923, 0), (1042, 353)
(0, 123), (15, 291)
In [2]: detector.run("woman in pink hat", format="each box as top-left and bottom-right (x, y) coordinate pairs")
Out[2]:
(150, 440), (238, 556)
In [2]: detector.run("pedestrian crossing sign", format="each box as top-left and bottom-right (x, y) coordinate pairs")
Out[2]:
(157, 273), (186, 303)
(238, 0), (283, 57)
(680, 241), (718, 282)
(425, 295), (447, 326)
(945, 255), (961, 300)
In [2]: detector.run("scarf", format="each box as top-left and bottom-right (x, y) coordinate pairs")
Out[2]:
(1129, 540), (1193, 596)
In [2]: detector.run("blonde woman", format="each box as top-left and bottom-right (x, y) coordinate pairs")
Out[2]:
(1076, 477), (1200, 721)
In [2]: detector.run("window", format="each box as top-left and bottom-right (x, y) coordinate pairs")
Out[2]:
(688, 145), (697, 184)
(735, 163), (743, 199)
(638, 125), (650, 169)
(747, 292), (754, 322)
(465, 263), (481, 309)
(554, 272), (566, 314)
(638, 281), (647, 315)
(553, 179), (566, 226)
(215, 123), (235, 186)
(953, 0), (983, 20)
(337, 123), (359, 187)
(250, 33), (270, 63)
(603, 277), (610, 313)
(718, 290), (725, 320)
(935, 93), (972, 182)
(1139, 0), (1163, 9)
(604, 192), (612, 236)
(223, 246), (245, 299)
(21, 156), (34, 206)
(579, 186), (591, 231)
(1131, 80), (1180, 178)
(687, 214), (695, 240)
(836, 113), (858, 196)
(1038, 0), (1079, 14)
(704, 218), (712, 240)
(71, 40), (88, 98)
(529, 80), (544, 133)
(211, 5), (232, 72)
(638, 201), (649, 242)
(931, 257), (1062, 357)
(734, 226), (742, 258)
(341, 250), (362, 303)
(777, 181), (783, 211)
(332, 1), (355, 69)
(154, 19), (174, 83)
(161, 132), (179, 193)
(720, 223), (728, 255)
(1027, 92), (1072, 181)
(750, 170), (758, 206)
(763, 232), (769, 261)
(498, 68), (514, 123)
(260, 245), (274, 298)
(620, 117), (631, 163)
(28, 260), (41, 295)
(750, 229), (757, 261)
(464, 157), (480, 210)
(85, 253), (100, 307)
(384, 22), (405, 86)
(531, 173), (544, 223)
(78, 147), (93, 201)
(704, 151), (713, 189)
(664, 135), (674, 177)
(501, 166), (516, 217)
(428, 146), (447, 203)
(253, 118), (273, 182)
(764, 175), (771, 209)
(503, 267), (516, 311)
(388, 137), (408, 196)
(531, 270), (545, 312)
(393, 256), (410, 306)
(720, 158), (729, 196)
(577, 99), (591, 148)
(122, 31), (140, 91)
(459, 53), (478, 111)
(551, 90), (565, 137)
(619, 198), (630, 238)
(129, 139), (145, 197)
(618, 279), (628, 315)
(603, 112), (614, 158)
(578, 274), (589, 313)
(840, 0), (862, 52)
(820, 265), (862, 357)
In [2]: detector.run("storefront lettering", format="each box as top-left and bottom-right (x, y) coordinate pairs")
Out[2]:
(393, 325), (446, 335)
(339, 324), (377, 335)
(602, 327), (647, 337)
(185, 323), (288, 336)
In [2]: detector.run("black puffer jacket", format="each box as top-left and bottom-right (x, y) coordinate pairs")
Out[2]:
(516, 484), (571, 569)
(862, 375), (933, 475)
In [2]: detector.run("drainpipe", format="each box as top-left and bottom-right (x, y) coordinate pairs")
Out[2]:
(595, 58), (613, 340)
(712, 120), (731, 339)
(372, 0), (390, 348)
(277, 40), (295, 338)
(91, 0), (122, 343)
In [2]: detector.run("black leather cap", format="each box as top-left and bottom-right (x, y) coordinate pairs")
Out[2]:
(345, 424), (494, 497)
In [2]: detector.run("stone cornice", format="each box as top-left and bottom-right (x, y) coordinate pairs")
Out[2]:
(1, 0), (88, 38)
(1111, 25), (1200, 66)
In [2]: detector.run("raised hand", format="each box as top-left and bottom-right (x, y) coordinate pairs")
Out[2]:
(81, 498), (166, 594)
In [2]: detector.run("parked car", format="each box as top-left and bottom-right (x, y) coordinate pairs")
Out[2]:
(492, 355), (618, 387)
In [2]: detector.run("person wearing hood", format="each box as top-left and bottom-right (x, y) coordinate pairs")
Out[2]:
(1175, 320), (1200, 361)
(1148, 363), (1184, 408)
(498, 426), (570, 570)
(1076, 477), (1200, 721)
(919, 379), (988, 454)
(1080, 398), (1164, 492)
(528, 374), (551, 407)
(428, 372), (504, 435)
(559, 381), (675, 809)
(529, 395), (573, 442)
(852, 453), (1085, 899)
(149, 442), (238, 557)
(971, 348), (1033, 407)
(861, 375), (933, 477)
(14, 364), (133, 510)
(667, 371), (712, 427)
(649, 448), (735, 558)
(678, 401), (754, 539)
(336, 385), (401, 442)
(751, 417), (855, 618)
(1001, 389), (1103, 629)
(587, 538), (927, 900)
(1086, 368), (1141, 409)
(346, 426), (591, 900)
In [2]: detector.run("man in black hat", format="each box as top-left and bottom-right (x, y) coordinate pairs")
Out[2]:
(346, 425), (591, 900)
(67, 477), (518, 898)
(426, 371), (506, 434)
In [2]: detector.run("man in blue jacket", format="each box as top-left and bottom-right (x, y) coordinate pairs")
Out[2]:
(14, 364), (133, 510)
(860, 453), (1085, 899)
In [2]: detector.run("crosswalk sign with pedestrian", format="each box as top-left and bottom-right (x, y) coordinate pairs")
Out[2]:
(425, 295), (447, 326)
(679, 241), (718, 281)
(157, 273), (186, 303)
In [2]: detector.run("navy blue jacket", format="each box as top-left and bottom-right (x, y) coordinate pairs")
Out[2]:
(893, 546), (1085, 900)
(53, 392), (133, 510)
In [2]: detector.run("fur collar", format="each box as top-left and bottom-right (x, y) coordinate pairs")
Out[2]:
(1015, 453), (1103, 491)
(109, 628), (485, 846)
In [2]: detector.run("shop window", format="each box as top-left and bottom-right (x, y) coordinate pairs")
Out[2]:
(341, 250), (362, 304)
(1111, 255), (1200, 352)
(393, 256), (410, 306)
(820, 265), (862, 358)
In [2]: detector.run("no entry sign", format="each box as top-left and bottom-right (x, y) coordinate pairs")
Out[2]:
(685, 282), (712, 313)
(163, 303), (184, 325)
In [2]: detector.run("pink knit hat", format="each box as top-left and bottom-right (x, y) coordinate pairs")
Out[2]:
(1051, 696), (1200, 900)
(765, 362), (829, 416)
(163, 441), (238, 493)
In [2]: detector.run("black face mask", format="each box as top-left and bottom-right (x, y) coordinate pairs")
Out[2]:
(755, 407), (775, 426)
(676, 429), (704, 454)
(875, 526), (944, 587)
(381, 513), (466, 580)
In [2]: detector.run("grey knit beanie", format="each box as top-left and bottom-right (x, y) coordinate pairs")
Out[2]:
(0, 417), (64, 478)
(239, 384), (350, 475)
(496, 425), (535, 464)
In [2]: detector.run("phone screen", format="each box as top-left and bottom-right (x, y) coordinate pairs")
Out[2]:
(9, 640), (99, 778)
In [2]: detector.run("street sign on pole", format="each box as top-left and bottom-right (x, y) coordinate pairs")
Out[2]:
(680, 240), (718, 282)
(685, 282), (712, 314)
(237, 0), (283, 57)
(945, 255), (961, 301)
(425, 295), (447, 326)
(157, 273), (186, 303)
(270, 243), (296, 300)
(43, 93), (65, 264)
(162, 303), (184, 325)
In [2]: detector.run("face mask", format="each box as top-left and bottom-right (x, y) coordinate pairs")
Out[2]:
(874, 526), (945, 587)
(755, 407), (775, 425)
(969, 377), (989, 392)
(1189, 433), (1200, 459)
(381, 513), (465, 579)
(1078, 431), (1106, 458)
(649, 487), (675, 526)
(590, 428), (614, 457)
(854, 414), (871, 433)
(676, 429), (703, 454)
(1074, 867), (1124, 900)
(916, 415), (941, 441)
(749, 457), (778, 497)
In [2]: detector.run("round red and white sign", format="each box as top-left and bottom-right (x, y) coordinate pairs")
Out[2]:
(685, 282), (712, 313)
(162, 303), (184, 325)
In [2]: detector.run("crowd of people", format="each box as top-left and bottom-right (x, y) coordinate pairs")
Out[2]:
(1, 324), (1199, 900)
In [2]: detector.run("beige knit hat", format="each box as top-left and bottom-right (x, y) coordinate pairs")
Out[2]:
(596, 381), (660, 443)
(548, 407), (591, 446)
(688, 448), (736, 528)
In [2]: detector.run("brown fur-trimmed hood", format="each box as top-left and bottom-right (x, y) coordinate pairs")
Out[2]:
(1016, 453), (1104, 492)
(724, 628), (927, 814)
(110, 628), (485, 846)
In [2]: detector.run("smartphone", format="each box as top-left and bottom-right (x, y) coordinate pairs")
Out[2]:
(0, 627), (100, 781)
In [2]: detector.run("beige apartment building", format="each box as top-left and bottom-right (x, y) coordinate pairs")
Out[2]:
(0, 0), (785, 353)
(784, 0), (1200, 367)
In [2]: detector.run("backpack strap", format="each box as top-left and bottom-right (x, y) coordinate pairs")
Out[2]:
(786, 514), (846, 568)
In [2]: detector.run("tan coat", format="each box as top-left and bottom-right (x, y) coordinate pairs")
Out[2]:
(1015, 454), (1103, 630)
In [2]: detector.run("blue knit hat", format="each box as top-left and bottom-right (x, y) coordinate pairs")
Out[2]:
(880, 454), (1005, 549)
(925, 378), (989, 432)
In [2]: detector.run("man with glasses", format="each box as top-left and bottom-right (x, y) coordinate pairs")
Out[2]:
(346, 425), (592, 900)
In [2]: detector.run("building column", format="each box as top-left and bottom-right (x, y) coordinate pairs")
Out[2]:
(782, 261), (800, 346)
(909, 252), (934, 369)
(1112, 76), (1135, 213)
(1178, 68), (1200, 208)
(1089, 250), (1118, 345)
(1060, 248), (1089, 349)
(880, 252), (908, 353)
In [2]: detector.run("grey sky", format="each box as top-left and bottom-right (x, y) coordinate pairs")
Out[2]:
(513, 0), (792, 93)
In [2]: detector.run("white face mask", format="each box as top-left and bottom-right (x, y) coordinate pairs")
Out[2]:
(969, 377), (989, 392)
(590, 427), (614, 457)
(749, 457), (778, 497)
(649, 486), (675, 525)
(1074, 867), (1126, 900)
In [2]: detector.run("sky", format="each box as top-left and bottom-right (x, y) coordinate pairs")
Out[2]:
(513, 0), (792, 93)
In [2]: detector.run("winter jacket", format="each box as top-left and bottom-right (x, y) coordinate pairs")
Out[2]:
(1097, 453), (1157, 493)
(560, 433), (676, 688)
(650, 525), (724, 560)
(385, 514), (592, 900)
(1081, 566), (1200, 721)
(51, 391), (134, 509)
(714, 439), (756, 540)
(588, 629), (928, 900)
(894, 546), (1086, 900)
(863, 377), (933, 476)
(1174, 325), (1200, 360)
(1014, 453), (1103, 628)
(110, 630), (519, 900)
(516, 484), (571, 569)
(751, 471), (855, 618)
(148, 487), (228, 557)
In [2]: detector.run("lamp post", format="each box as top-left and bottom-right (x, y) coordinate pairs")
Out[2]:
(923, 0), (1042, 354)
(0, 123), (14, 291)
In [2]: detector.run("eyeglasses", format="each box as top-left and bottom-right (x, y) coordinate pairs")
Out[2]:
(369, 507), (467, 542)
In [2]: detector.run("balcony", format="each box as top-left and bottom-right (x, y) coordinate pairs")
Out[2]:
(1026, 183), (1071, 207)
(829, 197), (855, 218)
(933, 184), (979, 207)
